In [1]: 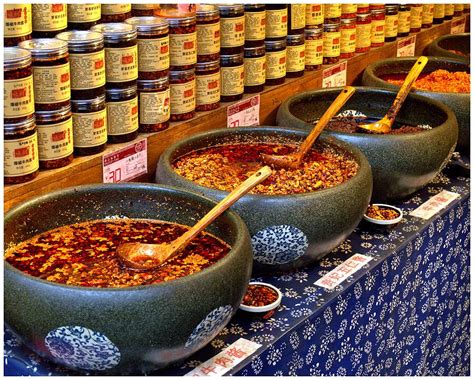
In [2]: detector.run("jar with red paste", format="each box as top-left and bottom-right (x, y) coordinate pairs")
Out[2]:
(370, 9), (385, 48)
(433, 4), (445, 24)
(196, 5), (220, 62)
(454, 4), (464, 17)
(421, 3), (434, 28)
(218, 4), (245, 55)
(131, 4), (157, 17)
(305, 4), (324, 27)
(220, 53), (244, 102)
(4, 4), (32, 47)
(265, 4), (287, 41)
(166, 15), (197, 70)
(323, 22), (341, 64)
(101, 4), (132, 23)
(105, 85), (139, 144)
(32, 3), (67, 38)
(384, 5), (399, 42)
(286, 33), (305, 78)
(397, 5), (411, 37)
(410, 4), (422, 33)
(244, 4), (266, 47)
(196, 60), (220, 111)
(356, 13), (371, 53)
(444, 5), (454, 20)
(265, 39), (286, 85)
(244, 45), (266, 93)
(340, 17), (356, 59)
(288, 4), (306, 35)
(169, 69), (196, 121)
(305, 27), (323, 70)
(137, 77), (170, 132)
(67, 4), (101, 30)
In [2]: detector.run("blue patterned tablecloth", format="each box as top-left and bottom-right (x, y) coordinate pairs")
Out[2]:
(4, 163), (470, 376)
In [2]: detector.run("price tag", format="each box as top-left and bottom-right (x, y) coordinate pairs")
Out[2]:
(397, 35), (416, 57)
(322, 61), (347, 88)
(410, 190), (460, 220)
(315, 253), (373, 290)
(102, 139), (147, 183)
(451, 17), (466, 34)
(227, 94), (260, 128)
(185, 338), (261, 376)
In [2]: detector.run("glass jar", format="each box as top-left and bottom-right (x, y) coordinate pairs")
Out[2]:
(245, 5), (266, 47)
(244, 45), (266, 93)
(101, 4), (132, 23)
(324, 4), (342, 23)
(265, 5), (288, 41)
(4, 4), (32, 47)
(410, 4), (422, 33)
(105, 85), (139, 143)
(305, 27), (323, 70)
(196, 60), (220, 111)
(341, 4), (357, 19)
(4, 115), (39, 184)
(305, 4), (324, 27)
(91, 23), (138, 89)
(18, 38), (70, 112)
(422, 4), (434, 28)
(35, 105), (73, 169)
(265, 39), (286, 85)
(340, 18), (356, 58)
(286, 34), (305, 77)
(67, 4), (101, 30)
(323, 22), (341, 64)
(125, 17), (169, 80)
(288, 4), (306, 34)
(4, 47), (35, 124)
(433, 4), (445, 24)
(357, 4), (370, 13)
(56, 31), (106, 100)
(464, 4), (470, 13)
(220, 53), (244, 101)
(371, 9), (385, 48)
(32, 3), (67, 38)
(444, 5), (454, 20)
(169, 69), (196, 121)
(385, 5), (399, 42)
(218, 4), (245, 55)
(166, 16), (197, 70)
(137, 77), (170, 132)
(454, 4), (464, 17)
(71, 95), (107, 156)
(356, 13), (372, 53)
(131, 4), (157, 17)
(196, 5), (220, 62)
(398, 5), (411, 36)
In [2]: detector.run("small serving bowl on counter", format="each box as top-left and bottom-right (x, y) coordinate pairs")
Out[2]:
(364, 203), (403, 226)
(239, 282), (282, 313)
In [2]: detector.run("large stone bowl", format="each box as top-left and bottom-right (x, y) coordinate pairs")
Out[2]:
(361, 56), (469, 152)
(276, 87), (458, 201)
(155, 127), (372, 273)
(4, 184), (253, 374)
(424, 33), (470, 63)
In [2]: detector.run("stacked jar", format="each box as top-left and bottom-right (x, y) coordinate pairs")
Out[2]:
(4, 4), (32, 47)
(101, 4), (132, 23)
(288, 4), (306, 34)
(433, 4), (445, 24)
(384, 4), (399, 42)
(454, 4), (464, 17)
(304, 27), (323, 70)
(245, 4), (266, 47)
(397, 5), (411, 37)
(244, 5), (265, 93)
(131, 4), (157, 17)
(32, 3), (67, 38)
(265, 4), (287, 41)
(370, 7), (386, 47)
(410, 4), (423, 33)
(286, 34), (305, 77)
(421, 4), (434, 28)
(444, 4), (454, 20)
(67, 4), (101, 30)
(196, 5), (220, 62)
(356, 12), (372, 53)
(323, 4), (341, 64)
(305, 4), (324, 27)
(340, 16), (356, 59)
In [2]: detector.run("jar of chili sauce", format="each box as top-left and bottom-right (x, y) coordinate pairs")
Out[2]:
(421, 4), (434, 28)
(220, 53), (244, 101)
(341, 4), (357, 19)
(105, 85), (139, 144)
(305, 4), (324, 27)
(370, 9), (385, 48)
(305, 27), (323, 70)
(454, 4), (464, 17)
(166, 15), (197, 70)
(286, 34), (305, 77)
(433, 4), (445, 24)
(4, 4), (32, 47)
(196, 5), (220, 62)
(101, 4), (132, 23)
(244, 4), (266, 47)
(357, 4), (370, 13)
(137, 77), (170, 132)
(32, 3), (67, 38)
(131, 4), (157, 17)
(67, 4), (101, 30)
(324, 4), (342, 23)
(288, 4), (306, 35)
(398, 5), (411, 37)
(265, 39), (286, 85)
(169, 69), (196, 121)
(244, 45), (266, 93)
(384, 5), (399, 42)
(444, 4), (454, 20)
(265, 4), (287, 41)
(356, 13), (371, 53)
(464, 4), (470, 13)
(218, 4), (245, 55)
(196, 60), (220, 111)
(323, 22), (341, 64)
(410, 4), (422, 33)
(340, 17), (356, 58)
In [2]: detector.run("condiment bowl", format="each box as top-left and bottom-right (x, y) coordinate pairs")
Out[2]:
(239, 282), (282, 313)
(363, 203), (403, 226)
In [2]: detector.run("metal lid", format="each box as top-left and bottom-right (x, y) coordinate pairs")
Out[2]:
(169, 69), (195, 80)
(4, 47), (32, 70)
(264, 39), (286, 50)
(137, 76), (169, 89)
(305, 26), (323, 35)
(106, 84), (137, 99)
(287, 34), (305, 44)
(220, 53), (244, 65)
(370, 8), (386, 15)
(340, 17), (356, 25)
(71, 94), (106, 110)
(166, 15), (196, 27)
(4, 114), (36, 133)
(356, 12), (372, 21)
(196, 4), (219, 18)
(55, 30), (104, 47)
(35, 104), (71, 123)
(125, 16), (169, 34)
(244, 45), (265, 56)
(399, 4), (411, 11)
(19, 38), (68, 58)
(132, 4), (157, 10)
(244, 4), (265, 11)
(385, 4), (400, 11)
(217, 4), (245, 13)
(196, 60), (220, 71)
(91, 23), (137, 40)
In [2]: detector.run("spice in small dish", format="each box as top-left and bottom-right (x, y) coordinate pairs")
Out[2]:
(239, 282), (282, 314)
(364, 203), (403, 225)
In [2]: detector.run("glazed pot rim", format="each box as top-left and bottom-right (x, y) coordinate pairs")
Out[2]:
(427, 33), (470, 63)
(4, 183), (250, 292)
(158, 126), (371, 200)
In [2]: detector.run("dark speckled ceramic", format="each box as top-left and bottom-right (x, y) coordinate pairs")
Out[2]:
(424, 33), (470, 63)
(4, 184), (252, 374)
(276, 87), (458, 201)
(155, 127), (372, 273)
(361, 56), (469, 152)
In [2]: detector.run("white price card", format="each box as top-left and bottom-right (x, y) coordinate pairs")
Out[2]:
(322, 61), (347, 88)
(185, 338), (261, 376)
(315, 253), (373, 290)
(397, 35), (416, 57)
(451, 17), (466, 34)
(410, 190), (460, 220)
(102, 139), (147, 183)
(227, 94), (260, 128)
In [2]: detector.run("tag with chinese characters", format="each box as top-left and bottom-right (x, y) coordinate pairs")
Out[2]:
(397, 35), (416, 57)
(102, 139), (147, 183)
(410, 190), (460, 220)
(451, 17), (466, 34)
(322, 61), (347, 88)
(227, 95), (260, 128)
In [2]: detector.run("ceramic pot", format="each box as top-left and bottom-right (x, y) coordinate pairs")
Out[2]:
(155, 127), (372, 273)
(424, 33), (470, 63)
(276, 87), (458, 201)
(4, 184), (253, 374)
(361, 56), (469, 152)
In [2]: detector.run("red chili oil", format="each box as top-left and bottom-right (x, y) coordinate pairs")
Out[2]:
(242, 284), (278, 307)
(5, 219), (231, 288)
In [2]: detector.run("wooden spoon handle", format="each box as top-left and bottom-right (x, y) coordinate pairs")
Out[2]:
(168, 166), (273, 253)
(298, 86), (356, 156)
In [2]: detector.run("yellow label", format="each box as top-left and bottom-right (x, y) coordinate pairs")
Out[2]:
(4, 133), (39, 176)
(220, 16), (245, 48)
(445, 4), (454, 16)
(286, 44), (305, 72)
(4, 76), (35, 118)
(137, 37), (170, 72)
(398, 10), (411, 33)
(72, 109), (107, 148)
(341, 4), (357, 15)
(33, 63), (70, 104)
(385, 14), (399, 37)
(266, 8), (287, 38)
(4, 4), (32, 37)
(356, 23), (371, 48)
(323, 30), (341, 57)
(38, 118), (73, 160)
(245, 10), (266, 41)
(32, 4), (67, 32)
(69, 50), (106, 90)
(265, 50), (286, 79)
(169, 32), (197, 66)
(454, 4), (464, 12)
(371, 19), (385, 44)
(196, 72), (220, 106)
(305, 4), (324, 26)
(244, 56), (266, 86)
(139, 89), (170, 124)
(101, 4), (131, 15)
(324, 4), (341, 18)
(221, 65), (244, 96)
(67, 4), (101, 23)
(106, 97), (139, 136)
(170, 79), (195, 114)
(197, 22), (220, 55)
(341, 27), (356, 53)
(305, 38), (323, 66)
(433, 4), (445, 18)
(290, 4), (306, 30)
(105, 45), (138, 82)
(410, 5), (422, 28)
(422, 4), (434, 24)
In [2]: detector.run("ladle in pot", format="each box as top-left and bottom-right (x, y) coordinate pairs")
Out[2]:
(117, 166), (273, 270)
(261, 86), (356, 170)
(357, 56), (429, 134)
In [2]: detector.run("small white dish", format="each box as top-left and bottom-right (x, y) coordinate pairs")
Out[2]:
(239, 282), (282, 313)
(364, 203), (403, 226)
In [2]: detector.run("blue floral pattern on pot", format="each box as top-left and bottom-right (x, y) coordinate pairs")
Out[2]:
(44, 326), (120, 371)
(252, 225), (309, 265)
(186, 305), (233, 348)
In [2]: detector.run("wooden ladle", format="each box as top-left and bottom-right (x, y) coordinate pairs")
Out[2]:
(117, 166), (273, 270)
(357, 56), (429, 134)
(261, 86), (356, 170)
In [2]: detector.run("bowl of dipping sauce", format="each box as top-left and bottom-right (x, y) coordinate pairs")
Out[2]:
(240, 282), (282, 313)
(364, 203), (403, 226)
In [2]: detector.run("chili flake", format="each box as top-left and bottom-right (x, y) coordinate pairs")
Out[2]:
(242, 284), (278, 307)
(366, 204), (400, 220)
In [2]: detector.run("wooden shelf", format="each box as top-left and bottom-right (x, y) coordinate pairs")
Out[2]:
(4, 15), (469, 212)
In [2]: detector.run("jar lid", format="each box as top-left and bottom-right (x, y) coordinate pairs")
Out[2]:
(55, 30), (104, 47)
(132, 4), (157, 10)
(217, 4), (245, 13)
(125, 16), (169, 34)
(106, 84), (137, 98)
(4, 114), (36, 133)
(286, 34), (305, 43)
(166, 15), (196, 27)
(71, 94), (106, 108)
(220, 53), (244, 65)
(19, 38), (68, 58)
(35, 104), (71, 123)
(399, 4), (410, 10)
(371, 9), (386, 15)
(244, 4), (265, 11)
(137, 76), (169, 88)
(244, 45), (265, 56)
(4, 47), (32, 70)
(196, 4), (219, 18)
(356, 13), (372, 21)
(340, 17), (356, 25)
(264, 39), (286, 50)
(385, 4), (400, 11)
(305, 26), (323, 35)
(169, 69), (195, 80)
(91, 23), (137, 40)
(196, 60), (220, 71)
